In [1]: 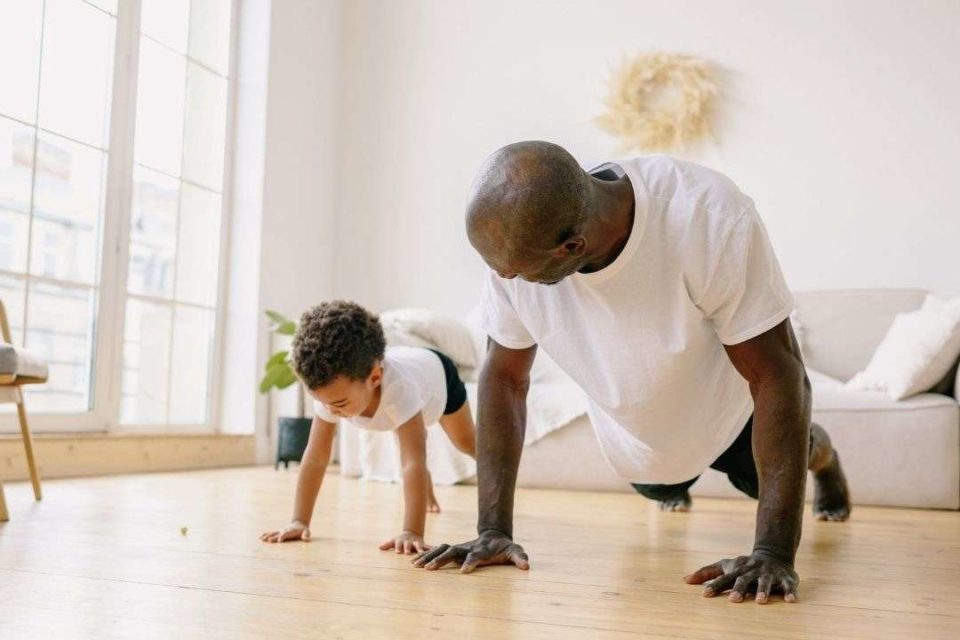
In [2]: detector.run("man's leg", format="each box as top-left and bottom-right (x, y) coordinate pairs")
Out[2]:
(631, 477), (698, 512)
(714, 416), (851, 521)
(808, 422), (851, 521)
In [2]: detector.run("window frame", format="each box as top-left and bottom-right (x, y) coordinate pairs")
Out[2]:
(0, 0), (240, 435)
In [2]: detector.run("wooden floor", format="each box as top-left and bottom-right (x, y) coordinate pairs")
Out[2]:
(1, 468), (958, 639)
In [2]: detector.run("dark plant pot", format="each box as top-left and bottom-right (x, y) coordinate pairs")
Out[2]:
(276, 416), (312, 469)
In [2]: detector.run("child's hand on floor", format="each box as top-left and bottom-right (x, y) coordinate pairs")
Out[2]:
(260, 520), (310, 543)
(380, 530), (430, 555)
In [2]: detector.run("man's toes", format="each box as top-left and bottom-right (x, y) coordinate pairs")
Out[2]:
(658, 496), (692, 512)
(815, 508), (850, 522)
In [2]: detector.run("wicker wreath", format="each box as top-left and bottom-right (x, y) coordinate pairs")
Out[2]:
(597, 52), (718, 152)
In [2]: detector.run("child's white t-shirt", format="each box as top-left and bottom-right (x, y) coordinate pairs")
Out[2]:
(313, 346), (447, 431)
(480, 155), (794, 485)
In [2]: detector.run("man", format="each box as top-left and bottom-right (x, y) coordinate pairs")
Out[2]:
(413, 141), (851, 604)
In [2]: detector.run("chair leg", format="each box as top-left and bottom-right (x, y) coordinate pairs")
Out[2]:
(0, 478), (8, 521)
(16, 399), (42, 501)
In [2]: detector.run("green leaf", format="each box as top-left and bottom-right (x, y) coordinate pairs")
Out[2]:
(273, 321), (296, 336)
(265, 310), (291, 325)
(259, 361), (290, 393)
(273, 367), (299, 390)
(265, 310), (297, 335)
(266, 350), (289, 367)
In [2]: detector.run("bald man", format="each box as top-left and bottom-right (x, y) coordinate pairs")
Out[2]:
(413, 141), (851, 604)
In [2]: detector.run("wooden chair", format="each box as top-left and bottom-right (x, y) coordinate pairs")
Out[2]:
(0, 299), (46, 522)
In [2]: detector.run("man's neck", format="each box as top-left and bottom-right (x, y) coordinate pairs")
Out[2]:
(579, 175), (635, 274)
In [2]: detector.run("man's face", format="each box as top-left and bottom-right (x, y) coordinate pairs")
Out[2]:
(488, 248), (584, 285)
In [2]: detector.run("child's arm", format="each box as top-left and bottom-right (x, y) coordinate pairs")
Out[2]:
(379, 411), (431, 555)
(260, 415), (337, 543)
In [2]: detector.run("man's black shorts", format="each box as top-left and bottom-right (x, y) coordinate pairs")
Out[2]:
(631, 414), (760, 500)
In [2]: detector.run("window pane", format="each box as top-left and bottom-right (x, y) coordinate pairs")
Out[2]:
(189, 0), (232, 75)
(128, 166), (177, 298)
(141, 0), (189, 54)
(85, 0), (117, 15)
(0, 117), (34, 273)
(30, 131), (105, 284)
(0, 0), (43, 123)
(38, 0), (116, 148)
(23, 281), (95, 412)
(174, 183), (221, 306)
(121, 298), (172, 423)
(0, 273), (26, 346)
(182, 62), (227, 190)
(134, 37), (186, 176)
(0, 208), (31, 273)
(169, 305), (213, 423)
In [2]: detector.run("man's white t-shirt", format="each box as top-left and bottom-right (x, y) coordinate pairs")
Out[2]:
(313, 346), (447, 431)
(480, 156), (795, 484)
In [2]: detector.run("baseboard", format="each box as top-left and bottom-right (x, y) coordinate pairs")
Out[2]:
(0, 434), (256, 481)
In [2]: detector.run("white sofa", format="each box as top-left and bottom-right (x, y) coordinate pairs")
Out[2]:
(511, 289), (960, 510)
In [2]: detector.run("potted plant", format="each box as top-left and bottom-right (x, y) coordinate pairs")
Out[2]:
(260, 310), (312, 469)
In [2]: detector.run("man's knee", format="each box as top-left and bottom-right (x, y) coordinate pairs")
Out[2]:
(809, 422), (835, 472)
(632, 478), (697, 501)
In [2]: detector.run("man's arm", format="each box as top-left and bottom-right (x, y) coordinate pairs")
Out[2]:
(413, 338), (536, 573)
(685, 318), (811, 603)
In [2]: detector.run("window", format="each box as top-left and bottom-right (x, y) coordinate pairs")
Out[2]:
(0, 0), (234, 432)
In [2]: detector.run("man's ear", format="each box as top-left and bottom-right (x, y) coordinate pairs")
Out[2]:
(555, 235), (586, 258)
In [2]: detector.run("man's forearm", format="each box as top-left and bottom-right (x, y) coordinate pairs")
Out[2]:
(752, 372), (811, 564)
(476, 374), (528, 537)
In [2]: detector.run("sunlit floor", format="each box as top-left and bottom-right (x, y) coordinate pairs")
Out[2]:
(1, 467), (958, 639)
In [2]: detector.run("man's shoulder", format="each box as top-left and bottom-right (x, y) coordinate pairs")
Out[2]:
(623, 154), (751, 216)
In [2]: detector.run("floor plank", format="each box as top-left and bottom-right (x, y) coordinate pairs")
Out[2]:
(1, 467), (958, 639)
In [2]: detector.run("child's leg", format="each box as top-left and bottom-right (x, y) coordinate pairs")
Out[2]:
(425, 469), (441, 513)
(438, 402), (476, 458)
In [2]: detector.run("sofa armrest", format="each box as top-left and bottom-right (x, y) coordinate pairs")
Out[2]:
(955, 362), (960, 402)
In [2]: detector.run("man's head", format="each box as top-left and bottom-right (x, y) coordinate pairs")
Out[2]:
(466, 141), (593, 285)
(291, 301), (386, 418)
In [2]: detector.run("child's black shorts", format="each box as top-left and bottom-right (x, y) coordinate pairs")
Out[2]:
(428, 349), (468, 415)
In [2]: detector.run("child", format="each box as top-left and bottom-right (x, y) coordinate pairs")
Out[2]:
(259, 301), (476, 554)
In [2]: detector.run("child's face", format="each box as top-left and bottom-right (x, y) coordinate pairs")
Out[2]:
(308, 364), (383, 418)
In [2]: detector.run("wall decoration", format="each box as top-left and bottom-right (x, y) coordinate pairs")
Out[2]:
(597, 52), (718, 152)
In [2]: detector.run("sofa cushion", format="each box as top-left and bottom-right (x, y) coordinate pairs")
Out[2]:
(845, 296), (960, 400)
(0, 343), (49, 381)
(793, 289), (927, 381)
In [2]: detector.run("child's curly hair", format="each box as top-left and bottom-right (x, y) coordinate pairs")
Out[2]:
(291, 301), (386, 389)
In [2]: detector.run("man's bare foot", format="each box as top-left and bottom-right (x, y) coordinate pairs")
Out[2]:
(658, 491), (692, 512)
(813, 449), (851, 522)
(427, 484), (441, 513)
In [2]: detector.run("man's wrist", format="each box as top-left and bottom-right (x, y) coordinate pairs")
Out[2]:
(751, 544), (795, 566)
(291, 519), (310, 528)
(478, 527), (512, 540)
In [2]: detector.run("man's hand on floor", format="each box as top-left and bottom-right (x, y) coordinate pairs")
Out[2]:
(411, 529), (529, 574)
(684, 550), (799, 604)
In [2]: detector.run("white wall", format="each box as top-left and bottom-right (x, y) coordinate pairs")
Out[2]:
(330, 0), (960, 319)
(220, 0), (342, 457)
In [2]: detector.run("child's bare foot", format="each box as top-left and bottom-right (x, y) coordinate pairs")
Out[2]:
(658, 491), (692, 512)
(427, 485), (441, 513)
(813, 449), (851, 522)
